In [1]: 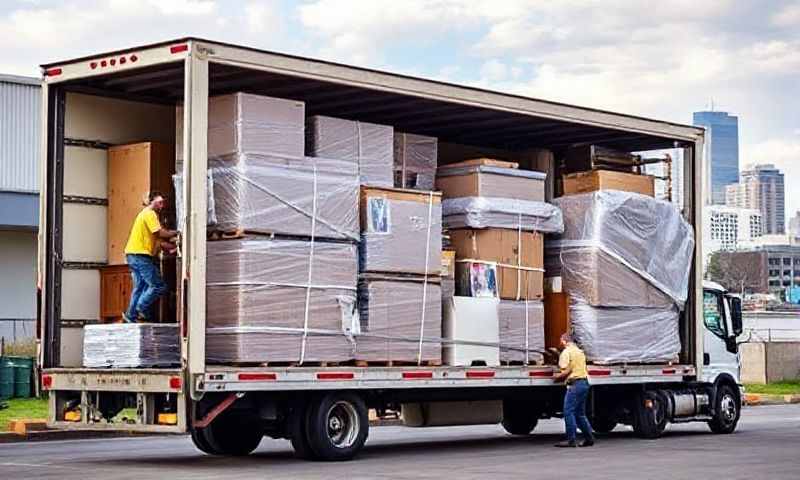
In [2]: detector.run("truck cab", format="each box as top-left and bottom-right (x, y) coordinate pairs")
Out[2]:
(701, 280), (743, 386)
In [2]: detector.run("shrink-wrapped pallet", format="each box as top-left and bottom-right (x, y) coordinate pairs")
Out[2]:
(436, 165), (546, 202)
(497, 300), (545, 364)
(550, 191), (694, 307)
(205, 238), (358, 364)
(570, 303), (681, 364)
(83, 324), (180, 368)
(356, 276), (442, 364)
(306, 115), (394, 187)
(442, 197), (563, 234)
(394, 132), (437, 190)
(360, 187), (442, 275)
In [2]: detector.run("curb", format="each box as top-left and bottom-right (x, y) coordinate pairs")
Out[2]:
(0, 429), (152, 444)
(744, 393), (800, 406)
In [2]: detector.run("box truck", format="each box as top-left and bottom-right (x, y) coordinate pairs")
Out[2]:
(38, 38), (742, 461)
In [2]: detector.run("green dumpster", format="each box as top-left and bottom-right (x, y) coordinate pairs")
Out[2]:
(0, 357), (13, 399)
(8, 356), (34, 398)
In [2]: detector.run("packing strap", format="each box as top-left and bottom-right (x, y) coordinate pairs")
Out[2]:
(417, 191), (434, 365)
(299, 160), (318, 365)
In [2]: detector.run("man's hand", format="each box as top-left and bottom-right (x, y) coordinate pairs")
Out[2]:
(157, 228), (178, 239)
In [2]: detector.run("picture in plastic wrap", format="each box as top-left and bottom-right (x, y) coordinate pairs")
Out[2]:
(359, 187), (442, 275)
(455, 260), (498, 298)
(394, 132), (437, 190)
(570, 303), (681, 364)
(498, 300), (545, 364)
(356, 277), (442, 364)
(552, 191), (695, 307)
(442, 197), (564, 234)
(175, 92), (305, 160)
(205, 238), (358, 364)
(210, 154), (359, 240)
(306, 115), (394, 187)
(83, 324), (180, 368)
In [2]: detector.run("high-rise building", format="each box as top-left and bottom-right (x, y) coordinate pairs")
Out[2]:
(693, 110), (739, 205)
(702, 205), (761, 266)
(725, 164), (785, 234)
(790, 211), (800, 242)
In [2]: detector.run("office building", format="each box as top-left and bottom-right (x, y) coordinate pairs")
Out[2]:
(726, 164), (785, 234)
(693, 110), (739, 205)
(703, 205), (761, 266)
(790, 211), (800, 242)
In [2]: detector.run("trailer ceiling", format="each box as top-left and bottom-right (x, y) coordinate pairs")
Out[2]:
(59, 60), (690, 153)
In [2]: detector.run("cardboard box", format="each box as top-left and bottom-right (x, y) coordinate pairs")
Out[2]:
(498, 300), (545, 364)
(562, 170), (655, 197)
(440, 158), (519, 169)
(435, 165), (545, 202)
(450, 229), (544, 300)
(441, 250), (456, 279)
(394, 132), (438, 190)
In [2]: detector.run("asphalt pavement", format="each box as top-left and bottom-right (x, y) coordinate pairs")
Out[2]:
(1, 404), (798, 480)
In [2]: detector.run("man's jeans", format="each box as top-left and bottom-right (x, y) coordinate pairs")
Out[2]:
(125, 254), (167, 321)
(564, 378), (594, 442)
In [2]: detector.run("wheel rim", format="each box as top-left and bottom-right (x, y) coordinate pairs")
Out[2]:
(326, 401), (360, 449)
(719, 394), (737, 424)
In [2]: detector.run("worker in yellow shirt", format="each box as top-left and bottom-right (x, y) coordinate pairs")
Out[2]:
(553, 333), (595, 448)
(122, 191), (178, 323)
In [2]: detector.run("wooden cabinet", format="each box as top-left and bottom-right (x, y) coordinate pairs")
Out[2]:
(100, 264), (133, 322)
(544, 292), (570, 350)
(107, 142), (174, 265)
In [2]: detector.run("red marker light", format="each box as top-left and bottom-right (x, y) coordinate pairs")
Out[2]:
(130, 55), (138, 62)
(170, 44), (189, 54)
(90, 62), (98, 69)
(169, 377), (182, 389)
(100, 60), (107, 67)
(119, 57), (126, 64)
(44, 68), (62, 77)
(42, 374), (53, 389)
(110, 58), (116, 66)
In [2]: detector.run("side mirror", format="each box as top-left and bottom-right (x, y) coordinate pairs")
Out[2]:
(728, 295), (743, 337)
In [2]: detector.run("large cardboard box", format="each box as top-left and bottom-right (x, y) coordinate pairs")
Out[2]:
(436, 164), (545, 202)
(562, 170), (655, 197)
(359, 187), (442, 275)
(450, 229), (544, 300)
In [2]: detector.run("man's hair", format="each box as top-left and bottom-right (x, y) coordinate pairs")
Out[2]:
(560, 332), (573, 343)
(148, 191), (165, 203)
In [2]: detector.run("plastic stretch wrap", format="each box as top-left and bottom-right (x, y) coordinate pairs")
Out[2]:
(360, 190), (442, 275)
(436, 165), (546, 202)
(570, 303), (681, 364)
(442, 197), (564, 233)
(206, 238), (358, 364)
(356, 277), (442, 364)
(394, 133), (437, 190)
(551, 191), (694, 306)
(173, 171), (217, 228)
(176, 92), (305, 160)
(498, 300), (545, 364)
(306, 115), (394, 187)
(202, 154), (359, 239)
(83, 324), (180, 368)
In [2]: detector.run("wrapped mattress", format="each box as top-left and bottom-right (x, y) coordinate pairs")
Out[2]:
(442, 197), (564, 234)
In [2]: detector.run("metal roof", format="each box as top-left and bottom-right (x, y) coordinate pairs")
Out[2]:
(0, 76), (41, 193)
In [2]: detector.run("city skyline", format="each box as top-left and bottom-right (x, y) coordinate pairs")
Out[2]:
(694, 110), (739, 205)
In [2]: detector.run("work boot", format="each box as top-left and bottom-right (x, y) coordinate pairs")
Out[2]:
(554, 440), (577, 448)
(122, 313), (134, 323)
(579, 439), (595, 447)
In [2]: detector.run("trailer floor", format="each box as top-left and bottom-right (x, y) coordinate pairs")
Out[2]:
(1, 404), (797, 479)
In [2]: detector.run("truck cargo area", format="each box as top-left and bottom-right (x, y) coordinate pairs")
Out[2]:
(36, 39), (740, 454)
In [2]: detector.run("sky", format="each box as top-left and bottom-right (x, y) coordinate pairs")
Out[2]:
(2, 0), (798, 222)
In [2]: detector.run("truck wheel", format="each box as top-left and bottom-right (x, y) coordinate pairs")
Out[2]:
(591, 415), (617, 433)
(633, 391), (668, 439)
(191, 428), (220, 455)
(708, 384), (740, 434)
(203, 411), (264, 456)
(501, 399), (539, 435)
(305, 392), (369, 461)
(288, 401), (317, 460)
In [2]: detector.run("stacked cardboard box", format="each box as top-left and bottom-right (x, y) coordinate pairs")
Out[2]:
(547, 190), (694, 364)
(356, 187), (443, 364)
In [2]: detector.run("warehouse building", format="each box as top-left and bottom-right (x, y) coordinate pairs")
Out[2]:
(0, 74), (40, 343)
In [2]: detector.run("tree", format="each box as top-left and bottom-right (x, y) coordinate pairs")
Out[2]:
(706, 250), (765, 294)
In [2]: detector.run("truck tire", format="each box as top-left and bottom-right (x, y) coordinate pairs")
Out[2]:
(708, 384), (740, 434)
(305, 392), (369, 461)
(203, 411), (264, 456)
(288, 401), (317, 460)
(191, 428), (220, 455)
(501, 399), (540, 435)
(632, 391), (668, 439)
(591, 415), (617, 433)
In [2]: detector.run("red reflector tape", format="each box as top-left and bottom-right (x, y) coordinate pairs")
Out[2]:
(169, 377), (182, 389)
(662, 368), (677, 375)
(317, 372), (354, 380)
(466, 371), (495, 379)
(238, 373), (277, 381)
(529, 370), (553, 378)
(41, 374), (53, 389)
(402, 371), (433, 379)
(44, 68), (62, 77)
(170, 44), (189, 54)
(588, 369), (612, 376)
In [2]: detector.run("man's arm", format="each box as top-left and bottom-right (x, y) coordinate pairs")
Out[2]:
(157, 228), (178, 239)
(553, 366), (572, 383)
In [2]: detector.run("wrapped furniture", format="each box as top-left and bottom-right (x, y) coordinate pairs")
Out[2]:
(498, 300), (545, 364)
(436, 164), (546, 202)
(83, 324), (180, 368)
(442, 197), (564, 233)
(394, 132), (437, 190)
(306, 115), (394, 187)
(443, 296), (500, 367)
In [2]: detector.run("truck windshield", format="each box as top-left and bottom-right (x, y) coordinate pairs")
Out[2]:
(703, 291), (726, 338)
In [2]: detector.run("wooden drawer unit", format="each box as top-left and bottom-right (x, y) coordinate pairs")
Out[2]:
(100, 264), (132, 322)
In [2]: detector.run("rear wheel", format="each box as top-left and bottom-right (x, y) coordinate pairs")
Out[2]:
(708, 384), (740, 434)
(501, 399), (540, 435)
(632, 391), (668, 439)
(288, 401), (317, 460)
(190, 427), (220, 455)
(202, 411), (264, 456)
(305, 392), (369, 461)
